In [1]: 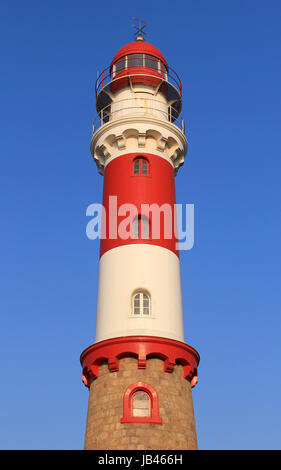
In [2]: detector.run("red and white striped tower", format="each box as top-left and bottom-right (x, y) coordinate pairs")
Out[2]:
(81, 30), (200, 450)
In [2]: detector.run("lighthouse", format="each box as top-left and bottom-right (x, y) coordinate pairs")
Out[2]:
(81, 26), (200, 450)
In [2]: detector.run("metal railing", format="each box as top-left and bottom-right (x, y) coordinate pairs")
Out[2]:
(95, 56), (182, 98)
(92, 98), (185, 133)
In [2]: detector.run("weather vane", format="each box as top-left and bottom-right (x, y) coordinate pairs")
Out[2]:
(132, 17), (147, 41)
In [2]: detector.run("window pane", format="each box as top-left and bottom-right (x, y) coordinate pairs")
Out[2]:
(141, 218), (149, 239)
(134, 307), (140, 315)
(133, 408), (149, 417)
(134, 159), (140, 174)
(159, 61), (168, 75)
(134, 393), (148, 401)
(142, 160), (148, 174)
(133, 392), (150, 417)
(144, 55), (158, 70)
(115, 58), (126, 72)
(142, 293), (150, 315)
(128, 54), (143, 67)
(133, 219), (140, 238)
(134, 399), (148, 407)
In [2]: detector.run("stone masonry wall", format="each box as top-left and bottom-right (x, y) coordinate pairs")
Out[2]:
(84, 357), (198, 450)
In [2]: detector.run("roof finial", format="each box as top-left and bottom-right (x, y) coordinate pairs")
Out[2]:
(132, 18), (147, 41)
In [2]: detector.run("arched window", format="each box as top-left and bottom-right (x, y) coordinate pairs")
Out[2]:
(132, 291), (151, 316)
(121, 382), (162, 424)
(133, 158), (149, 175)
(132, 391), (150, 417)
(133, 215), (149, 239)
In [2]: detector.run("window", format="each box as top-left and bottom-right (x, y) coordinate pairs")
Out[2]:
(128, 53), (143, 68)
(115, 57), (126, 72)
(132, 391), (150, 417)
(133, 215), (149, 239)
(120, 382), (162, 424)
(132, 291), (151, 316)
(113, 54), (167, 78)
(125, 54), (166, 72)
(133, 158), (149, 175)
(144, 54), (159, 70)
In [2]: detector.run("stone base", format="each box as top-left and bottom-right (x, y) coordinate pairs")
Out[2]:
(84, 357), (198, 450)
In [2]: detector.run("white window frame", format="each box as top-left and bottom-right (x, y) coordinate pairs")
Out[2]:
(112, 63), (116, 78)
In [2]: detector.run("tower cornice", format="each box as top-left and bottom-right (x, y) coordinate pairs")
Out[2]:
(91, 115), (187, 175)
(81, 335), (199, 389)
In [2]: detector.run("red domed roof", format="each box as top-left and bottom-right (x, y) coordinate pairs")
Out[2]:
(112, 41), (167, 66)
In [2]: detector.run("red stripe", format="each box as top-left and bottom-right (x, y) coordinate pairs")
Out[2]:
(100, 153), (179, 258)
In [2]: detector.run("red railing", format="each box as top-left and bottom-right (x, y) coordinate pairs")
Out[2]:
(95, 56), (182, 98)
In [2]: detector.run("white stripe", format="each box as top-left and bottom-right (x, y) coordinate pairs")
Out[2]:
(95, 244), (185, 343)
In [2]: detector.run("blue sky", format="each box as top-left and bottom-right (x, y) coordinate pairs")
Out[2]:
(1, 0), (281, 449)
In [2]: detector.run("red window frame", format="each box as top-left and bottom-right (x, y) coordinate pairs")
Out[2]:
(120, 382), (162, 424)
